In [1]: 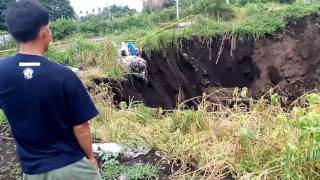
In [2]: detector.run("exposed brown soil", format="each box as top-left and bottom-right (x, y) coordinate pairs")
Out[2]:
(1, 128), (199, 180)
(97, 149), (233, 179)
(251, 15), (320, 100)
(93, 15), (320, 109)
(116, 150), (197, 180)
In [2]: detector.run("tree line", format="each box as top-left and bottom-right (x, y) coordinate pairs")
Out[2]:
(0, 0), (75, 31)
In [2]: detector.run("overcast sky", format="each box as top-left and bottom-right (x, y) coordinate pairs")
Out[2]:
(70, 0), (143, 15)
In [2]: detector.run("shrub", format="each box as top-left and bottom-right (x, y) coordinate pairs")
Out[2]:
(76, 14), (152, 37)
(77, 20), (101, 37)
(148, 8), (177, 22)
(233, 0), (296, 6)
(170, 110), (207, 134)
(45, 47), (74, 66)
(50, 19), (77, 40)
(194, 0), (235, 20)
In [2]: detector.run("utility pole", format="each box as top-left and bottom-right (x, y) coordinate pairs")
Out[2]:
(176, 0), (179, 20)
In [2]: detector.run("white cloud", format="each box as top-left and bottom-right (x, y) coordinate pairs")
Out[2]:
(70, 0), (143, 15)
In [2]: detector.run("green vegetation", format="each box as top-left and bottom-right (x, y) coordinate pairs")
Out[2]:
(0, 110), (7, 126)
(50, 19), (77, 40)
(0, 38), (16, 51)
(0, 35), (126, 79)
(2, 1), (320, 60)
(40, 0), (75, 20)
(0, 0), (75, 31)
(0, 0), (14, 30)
(100, 152), (159, 180)
(45, 36), (126, 79)
(0, 1), (319, 179)
(91, 91), (320, 179)
(139, 1), (320, 55)
(44, 1), (320, 57)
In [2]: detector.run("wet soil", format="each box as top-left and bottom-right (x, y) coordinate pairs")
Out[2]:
(92, 15), (320, 109)
(117, 150), (197, 180)
(1, 131), (200, 180)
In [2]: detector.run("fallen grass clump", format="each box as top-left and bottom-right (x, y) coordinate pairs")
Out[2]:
(91, 91), (320, 179)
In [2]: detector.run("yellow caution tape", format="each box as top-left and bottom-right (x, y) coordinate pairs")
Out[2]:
(0, 40), (67, 54)
(0, 15), (195, 54)
(136, 15), (195, 43)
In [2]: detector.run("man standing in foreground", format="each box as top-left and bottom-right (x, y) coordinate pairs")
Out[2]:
(0, 1), (102, 179)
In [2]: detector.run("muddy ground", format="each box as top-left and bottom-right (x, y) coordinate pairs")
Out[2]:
(0, 127), (198, 180)
(94, 15), (320, 109)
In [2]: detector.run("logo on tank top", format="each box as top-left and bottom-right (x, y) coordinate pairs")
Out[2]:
(23, 68), (34, 80)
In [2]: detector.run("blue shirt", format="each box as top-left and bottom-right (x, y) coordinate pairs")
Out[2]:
(0, 54), (98, 175)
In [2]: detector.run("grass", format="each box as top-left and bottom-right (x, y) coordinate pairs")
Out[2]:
(137, 1), (320, 55)
(0, 35), (127, 80)
(3, 1), (315, 57)
(0, 2), (319, 179)
(1, 2), (320, 69)
(45, 36), (127, 80)
(0, 39), (17, 51)
(0, 110), (7, 126)
(100, 152), (159, 179)
(90, 89), (320, 179)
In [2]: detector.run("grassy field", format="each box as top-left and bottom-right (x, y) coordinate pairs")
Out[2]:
(46, 36), (127, 80)
(73, 3), (320, 177)
(90, 89), (320, 179)
(49, 1), (320, 56)
(0, 1), (320, 179)
(2, 1), (320, 57)
(138, 1), (320, 55)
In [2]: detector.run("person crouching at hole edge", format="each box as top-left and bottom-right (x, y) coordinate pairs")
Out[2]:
(0, 1), (102, 180)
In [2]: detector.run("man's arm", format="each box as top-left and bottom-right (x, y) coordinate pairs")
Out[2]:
(63, 70), (99, 167)
(73, 122), (98, 169)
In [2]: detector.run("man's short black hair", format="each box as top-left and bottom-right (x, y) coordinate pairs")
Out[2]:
(5, 0), (49, 43)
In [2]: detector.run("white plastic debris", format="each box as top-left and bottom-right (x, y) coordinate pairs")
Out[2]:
(178, 21), (193, 28)
(118, 42), (130, 58)
(117, 176), (127, 180)
(67, 66), (79, 73)
(125, 146), (150, 158)
(122, 56), (147, 75)
(93, 143), (150, 158)
(92, 143), (123, 154)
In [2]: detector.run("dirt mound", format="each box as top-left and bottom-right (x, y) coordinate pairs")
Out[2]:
(94, 15), (320, 109)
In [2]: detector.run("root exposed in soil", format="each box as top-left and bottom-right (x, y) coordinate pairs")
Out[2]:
(93, 15), (320, 109)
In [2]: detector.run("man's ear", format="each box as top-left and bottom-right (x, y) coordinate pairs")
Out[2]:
(38, 26), (49, 39)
